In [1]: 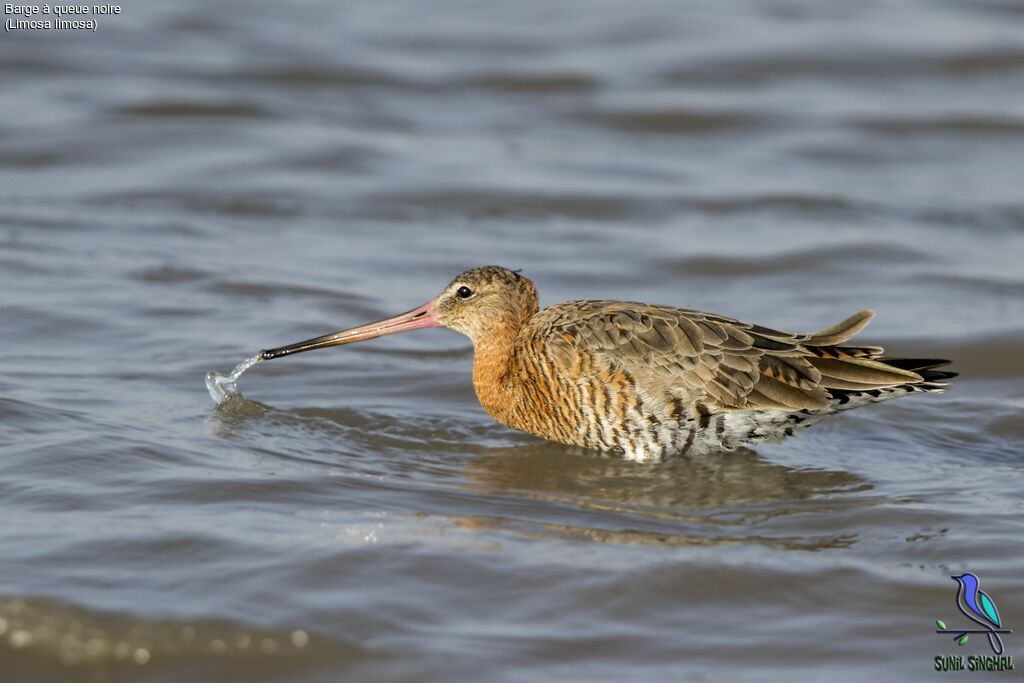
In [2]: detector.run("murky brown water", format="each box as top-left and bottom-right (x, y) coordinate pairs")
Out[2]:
(2, 1), (1023, 680)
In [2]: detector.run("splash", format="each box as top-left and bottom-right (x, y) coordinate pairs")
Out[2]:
(206, 354), (261, 404)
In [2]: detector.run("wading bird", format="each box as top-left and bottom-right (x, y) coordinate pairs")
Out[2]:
(259, 266), (954, 461)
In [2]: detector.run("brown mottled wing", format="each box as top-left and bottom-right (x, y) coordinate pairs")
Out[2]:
(525, 301), (915, 411)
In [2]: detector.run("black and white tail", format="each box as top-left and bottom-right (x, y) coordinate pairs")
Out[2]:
(825, 358), (956, 411)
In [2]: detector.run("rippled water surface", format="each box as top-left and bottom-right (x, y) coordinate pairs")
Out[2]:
(2, 1), (1023, 680)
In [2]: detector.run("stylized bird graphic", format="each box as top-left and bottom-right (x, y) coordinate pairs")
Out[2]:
(952, 573), (1007, 654)
(259, 266), (955, 460)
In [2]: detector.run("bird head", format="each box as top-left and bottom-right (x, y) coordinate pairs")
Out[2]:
(432, 266), (539, 342)
(258, 266), (538, 360)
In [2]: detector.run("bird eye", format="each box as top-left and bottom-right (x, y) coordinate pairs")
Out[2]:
(456, 286), (474, 299)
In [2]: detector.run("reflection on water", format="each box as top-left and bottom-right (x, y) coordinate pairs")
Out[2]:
(460, 443), (867, 549)
(210, 400), (869, 551)
(450, 515), (859, 551)
(465, 443), (869, 510)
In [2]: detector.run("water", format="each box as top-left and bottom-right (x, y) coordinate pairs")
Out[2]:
(206, 354), (262, 404)
(2, 0), (1023, 681)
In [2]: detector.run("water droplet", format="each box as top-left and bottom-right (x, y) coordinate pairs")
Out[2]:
(206, 354), (261, 404)
(133, 647), (151, 665)
(290, 630), (309, 648)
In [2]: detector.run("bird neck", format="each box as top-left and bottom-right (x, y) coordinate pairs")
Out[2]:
(470, 320), (522, 421)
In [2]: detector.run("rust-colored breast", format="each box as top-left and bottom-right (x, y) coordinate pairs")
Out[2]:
(473, 332), (583, 446)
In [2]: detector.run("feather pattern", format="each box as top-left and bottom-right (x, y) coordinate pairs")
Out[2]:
(485, 297), (954, 459)
(522, 301), (917, 413)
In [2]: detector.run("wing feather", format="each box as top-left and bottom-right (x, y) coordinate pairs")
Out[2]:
(522, 300), (923, 413)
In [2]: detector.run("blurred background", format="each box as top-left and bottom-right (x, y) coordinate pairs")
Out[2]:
(1, 1), (1022, 681)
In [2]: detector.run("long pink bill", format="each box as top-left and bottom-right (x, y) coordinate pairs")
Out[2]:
(259, 301), (440, 361)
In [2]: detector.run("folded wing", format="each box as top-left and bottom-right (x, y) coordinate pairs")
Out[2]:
(529, 301), (929, 411)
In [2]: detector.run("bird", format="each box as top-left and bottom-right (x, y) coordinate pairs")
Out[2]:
(258, 266), (955, 461)
(952, 573), (1006, 654)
